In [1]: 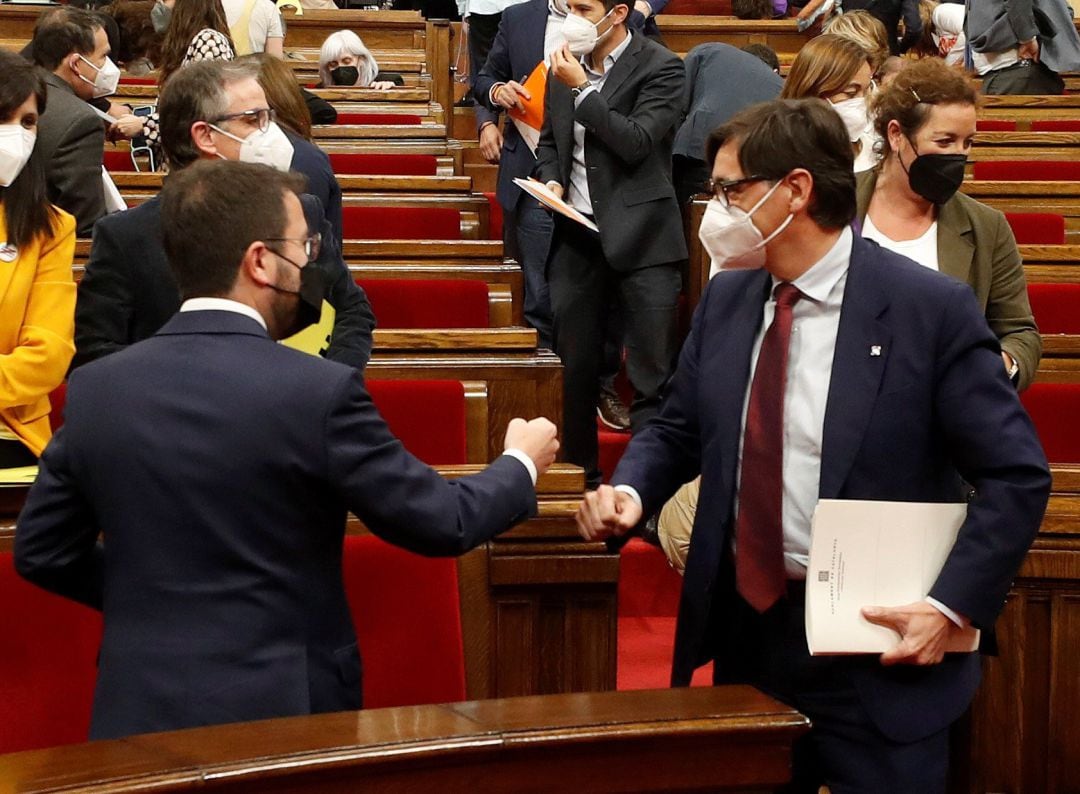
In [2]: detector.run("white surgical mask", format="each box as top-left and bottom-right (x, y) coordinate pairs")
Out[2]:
(77, 54), (121, 99)
(561, 8), (614, 56)
(698, 179), (793, 274)
(0, 124), (36, 187)
(210, 120), (295, 173)
(830, 96), (869, 143)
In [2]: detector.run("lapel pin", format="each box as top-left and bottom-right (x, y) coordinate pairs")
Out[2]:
(870, 345), (882, 357)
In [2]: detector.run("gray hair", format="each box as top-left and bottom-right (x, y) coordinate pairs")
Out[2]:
(318, 29), (379, 87)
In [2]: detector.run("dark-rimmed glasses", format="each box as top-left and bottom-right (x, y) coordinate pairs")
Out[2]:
(207, 107), (276, 133)
(706, 175), (769, 207)
(265, 232), (322, 263)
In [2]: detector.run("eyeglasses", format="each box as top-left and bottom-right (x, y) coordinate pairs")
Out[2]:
(207, 107), (276, 133)
(706, 175), (770, 207)
(265, 232), (322, 262)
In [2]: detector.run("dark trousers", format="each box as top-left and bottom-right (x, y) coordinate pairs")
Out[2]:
(673, 154), (711, 207)
(982, 60), (1065, 95)
(547, 216), (680, 486)
(712, 568), (950, 793)
(503, 196), (554, 349)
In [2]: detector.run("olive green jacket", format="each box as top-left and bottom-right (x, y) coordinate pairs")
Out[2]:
(855, 170), (1041, 390)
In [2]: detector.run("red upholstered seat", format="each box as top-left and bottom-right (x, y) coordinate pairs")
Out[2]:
(1021, 383), (1080, 464)
(664, 0), (731, 12)
(359, 278), (490, 329)
(1031, 120), (1080, 132)
(0, 553), (102, 753)
(118, 76), (156, 85)
(328, 153), (438, 176)
(49, 382), (67, 432)
(972, 160), (1080, 181)
(976, 120), (1017, 132)
(341, 206), (461, 240)
(1004, 213), (1066, 245)
(1027, 283), (1080, 335)
(102, 149), (133, 172)
(343, 378), (468, 708)
(335, 113), (423, 126)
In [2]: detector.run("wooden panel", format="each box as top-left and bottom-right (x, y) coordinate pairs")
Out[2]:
(1049, 593), (1080, 791)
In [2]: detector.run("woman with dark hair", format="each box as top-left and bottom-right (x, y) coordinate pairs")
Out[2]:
(860, 57), (1040, 388)
(0, 50), (77, 468)
(157, 0), (235, 85)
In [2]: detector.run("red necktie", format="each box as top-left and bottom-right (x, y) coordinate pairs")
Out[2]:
(736, 282), (802, 613)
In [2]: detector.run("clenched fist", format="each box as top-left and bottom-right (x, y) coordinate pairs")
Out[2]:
(504, 417), (559, 476)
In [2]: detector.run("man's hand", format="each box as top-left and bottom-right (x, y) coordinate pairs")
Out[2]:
(551, 44), (588, 89)
(633, 0), (652, 18)
(492, 80), (531, 112)
(545, 181), (564, 200)
(1018, 37), (1040, 62)
(862, 601), (951, 666)
(108, 114), (145, 141)
(575, 485), (643, 541)
(504, 417), (559, 476)
(479, 123), (503, 163)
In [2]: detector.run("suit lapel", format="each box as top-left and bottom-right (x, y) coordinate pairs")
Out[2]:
(820, 238), (892, 499)
(935, 197), (975, 285)
(597, 31), (642, 101)
(524, 0), (548, 67)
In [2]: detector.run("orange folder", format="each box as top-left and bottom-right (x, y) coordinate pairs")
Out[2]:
(507, 61), (548, 133)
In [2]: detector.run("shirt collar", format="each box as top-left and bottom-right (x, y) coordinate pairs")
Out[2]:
(773, 225), (852, 304)
(582, 27), (632, 74)
(180, 297), (268, 330)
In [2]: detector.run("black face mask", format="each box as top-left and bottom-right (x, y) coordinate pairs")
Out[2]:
(270, 252), (328, 339)
(330, 66), (360, 86)
(902, 139), (967, 205)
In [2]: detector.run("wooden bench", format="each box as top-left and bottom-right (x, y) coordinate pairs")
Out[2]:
(962, 181), (1080, 242)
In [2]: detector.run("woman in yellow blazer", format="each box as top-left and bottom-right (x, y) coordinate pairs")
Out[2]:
(0, 51), (77, 467)
(856, 57), (1040, 390)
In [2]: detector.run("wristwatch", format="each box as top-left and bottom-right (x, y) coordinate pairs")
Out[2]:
(570, 81), (591, 99)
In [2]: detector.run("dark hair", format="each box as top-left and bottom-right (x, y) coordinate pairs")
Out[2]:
(0, 50), (59, 248)
(157, 59), (240, 170)
(107, 0), (162, 66)
(30, 7), (102, 71)
(732, 0), (773, 19)
(158, 0), (235, 84)
(741, 43), (779, 72)
(705, 99), (856, 230)
(870, 58), (978, 155)
(161, 160), (305, 299)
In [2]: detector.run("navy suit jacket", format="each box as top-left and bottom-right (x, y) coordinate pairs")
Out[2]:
(286, 130), (344, 249)
(473, 0), (549, 212)
(15, 310), (536, 740)
(73, 192), (374, 371)
(612, 234), (1050, 742)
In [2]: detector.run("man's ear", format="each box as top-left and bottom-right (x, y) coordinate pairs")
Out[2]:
(190, 121), (218, 158)
(612, 2), (631, 24)
(243, 241), (275, 288)
(785, 168), (814, 215)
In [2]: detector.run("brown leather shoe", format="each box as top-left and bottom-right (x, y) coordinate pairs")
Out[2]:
(597, 390), (631, 432)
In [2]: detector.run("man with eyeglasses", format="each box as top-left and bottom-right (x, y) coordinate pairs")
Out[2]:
(73, 60), (374, 372)
(576, 99), (1049, 790)
(17, 159), (560, 740)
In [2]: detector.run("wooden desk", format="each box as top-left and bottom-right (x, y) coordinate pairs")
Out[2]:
(0, 687), (809, 793)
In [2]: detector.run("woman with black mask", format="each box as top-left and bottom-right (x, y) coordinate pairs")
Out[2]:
(316, 30), (402, 90)
(856, 57), (1040, 389)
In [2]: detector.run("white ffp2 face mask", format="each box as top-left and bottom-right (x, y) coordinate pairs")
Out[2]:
(830, 96), (869, 143)
(211, 120), (295, 173)
(561, 8), (614, 56)
(698, 179), (793, 274)
(0, 124), (36, 187)
(77, 55), (121, 98)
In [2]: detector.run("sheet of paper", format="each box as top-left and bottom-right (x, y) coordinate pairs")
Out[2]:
(0, 466), (38, 485)
(513, 177), (599, 232)
(101, 167), (127, 213)
(805, 499), (980, 655)
(510, 116), (541, 156)
(506, 61), (547, 155)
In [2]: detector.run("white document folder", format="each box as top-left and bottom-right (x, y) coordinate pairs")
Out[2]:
(806, 499), (980, 655)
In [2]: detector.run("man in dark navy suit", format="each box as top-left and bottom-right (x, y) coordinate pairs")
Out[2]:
(16, 159), (559, 741)
(576, 99), (1050, 791)
(73, 60), (369, 371)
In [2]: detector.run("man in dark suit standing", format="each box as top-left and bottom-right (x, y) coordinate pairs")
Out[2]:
(577, 99), (1050, 790)
(30, 7), (112, 237)
(534, 0), (685, 486)
(16, 159), (559, 741)
(73, 60), (373, 372)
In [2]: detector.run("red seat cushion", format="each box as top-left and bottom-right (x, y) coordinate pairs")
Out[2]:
(976, 120), (1017, 132)
(341, 206), (461, 240)
(1027, 283), (1080, 335)
(664, 0), (731, 12)
(328, 153), (437, 176)
(118, 76), (156, 85)
(0, 552), (102, 753)
(49, 382), (67, 432)
(366, 379), (468, 465)
(335, 113), (423, 126)
(1004, 212), (1066, 245)
(102, 149), (133, 172)
(973, 160), (1080, 181)
(1021, 383), (1080, 464)
(1031, 120), (1080, 132)
(359, 279), (490, 330)
(482, 191), (503, 241)
(342, 536), (466, 708)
